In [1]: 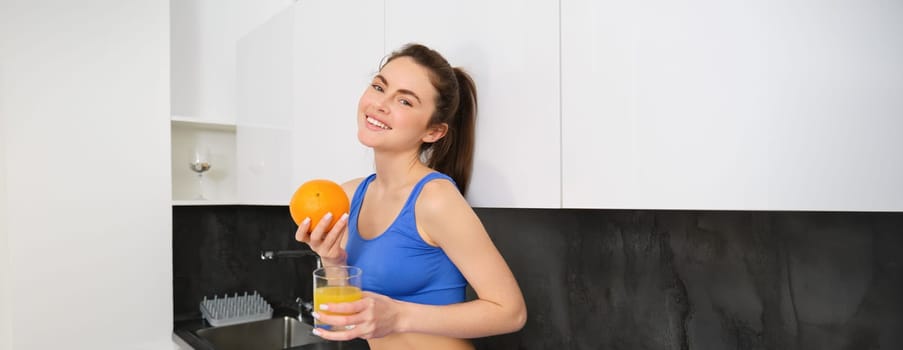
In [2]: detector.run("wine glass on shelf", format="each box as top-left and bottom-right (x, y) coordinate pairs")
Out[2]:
(189, 148), (212, 200)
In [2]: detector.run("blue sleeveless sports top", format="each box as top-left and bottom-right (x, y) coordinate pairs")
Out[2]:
(345, 172), (467, 305)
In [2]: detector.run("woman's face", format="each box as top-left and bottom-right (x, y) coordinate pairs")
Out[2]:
(357, 56), (443, 152)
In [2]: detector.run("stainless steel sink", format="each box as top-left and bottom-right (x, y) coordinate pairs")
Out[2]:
(196, 316), (326, 350)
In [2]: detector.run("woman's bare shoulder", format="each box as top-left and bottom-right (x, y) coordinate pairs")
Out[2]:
(341, 177), (366, 199)
(417, 178), (470, 214)
(415, 177), (484, 247)
(341, 177), (365, 189)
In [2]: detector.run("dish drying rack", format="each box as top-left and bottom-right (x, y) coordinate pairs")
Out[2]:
(200, 291), (273, 327)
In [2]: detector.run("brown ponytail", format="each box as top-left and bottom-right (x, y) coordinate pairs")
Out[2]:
(382, 44), (478, 194)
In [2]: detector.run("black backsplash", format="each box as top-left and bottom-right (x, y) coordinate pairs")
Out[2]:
(172, 205), (319, 318)
(173, 206), (903, 349)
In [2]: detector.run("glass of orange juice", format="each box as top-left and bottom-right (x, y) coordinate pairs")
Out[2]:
(313, 265), (362, 331)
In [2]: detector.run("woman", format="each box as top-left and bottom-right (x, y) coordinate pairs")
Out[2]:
(295, 43), (526, 349)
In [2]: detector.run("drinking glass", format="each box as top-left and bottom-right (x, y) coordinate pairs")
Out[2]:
(188, 148), (212, 200)
(313, 266), (362, 331)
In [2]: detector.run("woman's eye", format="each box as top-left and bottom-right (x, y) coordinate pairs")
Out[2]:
(399, 99), (412, 107)
(371, 84), (384, 92)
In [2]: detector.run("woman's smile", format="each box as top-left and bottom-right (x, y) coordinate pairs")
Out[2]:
(365, 115), (392, 130)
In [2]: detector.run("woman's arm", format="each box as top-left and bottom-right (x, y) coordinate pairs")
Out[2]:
(400, 179), (527, 337)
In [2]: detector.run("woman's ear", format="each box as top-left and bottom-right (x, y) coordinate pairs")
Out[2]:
(422, 123), (449, 143)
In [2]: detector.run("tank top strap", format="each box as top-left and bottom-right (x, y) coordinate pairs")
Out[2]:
(401, 172), (456, 211)
(349, 174), (377, 229)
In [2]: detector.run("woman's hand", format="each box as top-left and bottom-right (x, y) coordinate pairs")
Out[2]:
(294, 212), (349, 266)
(312, 292), (401, 341)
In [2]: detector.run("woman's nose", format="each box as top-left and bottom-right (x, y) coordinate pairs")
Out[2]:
(375, 96), (391, 113)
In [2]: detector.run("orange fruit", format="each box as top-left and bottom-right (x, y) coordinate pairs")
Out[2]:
(289, 179), (350, 233)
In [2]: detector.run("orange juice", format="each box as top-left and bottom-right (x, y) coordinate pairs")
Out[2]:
(312, 266), (362, 331)
(314, 285), (362, 329)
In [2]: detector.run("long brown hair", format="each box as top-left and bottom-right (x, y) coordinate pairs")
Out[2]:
(381, 43), (477, 194)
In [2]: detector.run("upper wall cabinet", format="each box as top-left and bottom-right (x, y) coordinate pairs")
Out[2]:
(172, 0), (295, 125)
(561, 0), (903, 211)
(290, 0), (383, 187)
(176, 0), (295, 205)
(236, 7), (294, 205)
(237, 1), (383, 205)
(385, 0), (561, 208)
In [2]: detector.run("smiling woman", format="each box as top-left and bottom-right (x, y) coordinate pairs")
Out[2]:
(293, 43), (526, 350)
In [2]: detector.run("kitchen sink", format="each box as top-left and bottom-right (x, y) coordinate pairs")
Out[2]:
(196, 316), (325, 350)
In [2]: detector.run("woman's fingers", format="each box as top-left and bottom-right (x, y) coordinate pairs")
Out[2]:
(297, 213), (348, 262)
(313, 312), (363, 329)
(322, 213), (348, 253)
(313, 298), (375, 340)
(308, 212), (334, 242)
(294, 217), (311, 243)
(318, 297), (369, 315)
(313, 327), (359, 341)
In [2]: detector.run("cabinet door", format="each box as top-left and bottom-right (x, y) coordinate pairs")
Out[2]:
(291, 0), (383, 186)
(236, 7), (295, 205)
(562, 0), (903, 210)
(385, 0), (561, 208)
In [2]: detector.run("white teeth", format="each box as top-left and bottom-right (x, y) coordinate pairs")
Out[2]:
(366, 116), (391, 130)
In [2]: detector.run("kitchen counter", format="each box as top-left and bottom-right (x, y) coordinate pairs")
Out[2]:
(172, 317), (214, 350)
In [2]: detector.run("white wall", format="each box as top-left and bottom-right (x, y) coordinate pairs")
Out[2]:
(171, 0), (295, 122)
(0, 1), (174, 349)
(0, 79), (10, 350)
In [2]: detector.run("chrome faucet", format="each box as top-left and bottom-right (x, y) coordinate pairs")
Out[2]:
(259, 249), (322, 269)
(259, 249), (320, 320)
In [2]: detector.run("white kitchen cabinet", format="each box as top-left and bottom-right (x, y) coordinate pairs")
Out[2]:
(237, 0), (560, 208)
(289, 0), (382, 187)
(236, 0), (382, 205)
(385, 0), (561, 208)
(561, 0), (903, 211)
(172, 0), (294, 205)
(236, 8), (295, 205)
(170, 0), (236, 125)
(171, 0), (297, 125)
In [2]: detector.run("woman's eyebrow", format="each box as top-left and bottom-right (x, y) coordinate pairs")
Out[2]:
(375, 74), (422, 104)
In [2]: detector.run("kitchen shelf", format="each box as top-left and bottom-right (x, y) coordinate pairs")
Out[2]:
(172, 200), (288, 206)
(236, 201), (288, 207)
(171, 115), (238, 202)
(172, 200), (240, 206)
(171, 115), (236, 132)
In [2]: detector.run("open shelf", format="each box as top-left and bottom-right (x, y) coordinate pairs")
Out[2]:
(171, 115), (236, 131)
(171, 115), (237, 202)
(172, 200), (240, 206)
